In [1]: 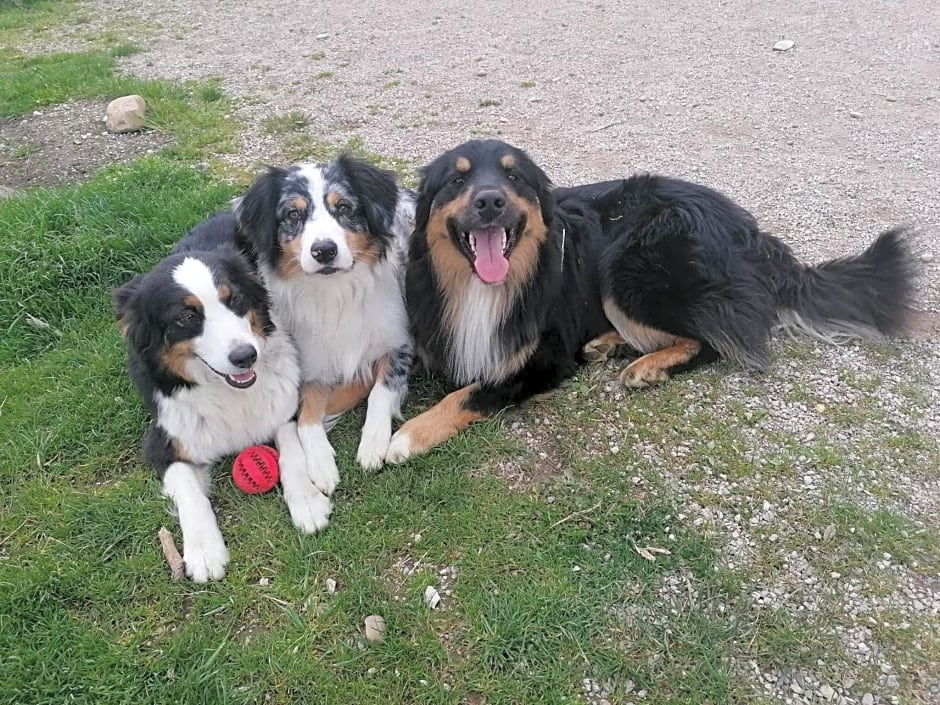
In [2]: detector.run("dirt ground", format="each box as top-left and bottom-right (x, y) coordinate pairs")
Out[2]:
(0, 99), (168, 190)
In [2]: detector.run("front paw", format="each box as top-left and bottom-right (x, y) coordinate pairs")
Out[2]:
(298, 425), (340, 495)
(356, 424), (391, 470)
(283, 482), (332, 534)
(385, 429), (413, 465)
(183, 531), (229, 583)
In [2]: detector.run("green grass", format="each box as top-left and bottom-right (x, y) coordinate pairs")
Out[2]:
(478, 98), (501, 108)
(260, 111), (312, 135)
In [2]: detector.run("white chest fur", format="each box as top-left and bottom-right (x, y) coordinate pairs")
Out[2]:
(155, 328), (300, 465)
(447, 277), (517, 386)
(266, 258), (410, 385)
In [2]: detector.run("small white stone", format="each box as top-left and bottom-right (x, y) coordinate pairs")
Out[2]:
(424, 585), (441, 609)
(920, 252), (935, 263)
(773, 39), (795, 51)
(325, 578), (337, 594)
(819, 684), (835, 700)
(364, 615), (386, 642)
(862, 694), (874, 705)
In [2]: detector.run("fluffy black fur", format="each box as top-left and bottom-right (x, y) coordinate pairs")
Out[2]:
(405, 139), (917, 426)
(557, 175), (917, 369)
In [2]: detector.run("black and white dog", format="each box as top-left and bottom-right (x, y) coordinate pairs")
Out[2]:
(234, 155), (415, 493)
(115, 216), (332, 582)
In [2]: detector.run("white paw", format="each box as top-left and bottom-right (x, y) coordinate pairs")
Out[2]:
(298, 425), (340, 496)
(284, 482), (333, 534)
(356, 424), (391, 470)
(385, 430), (413, 465)
(183, 531), (229, 583)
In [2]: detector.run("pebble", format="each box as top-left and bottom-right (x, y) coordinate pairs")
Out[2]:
(364, 615), (386, 642)
(819, 684), (835, 700)
(862, 694), (874, 705)
(773, 39), (795, 51)
(849, 111), (862, 119)
(921, 252), (934, 263)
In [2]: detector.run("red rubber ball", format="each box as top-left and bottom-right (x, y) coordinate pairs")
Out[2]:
(232, 445), (280, 494)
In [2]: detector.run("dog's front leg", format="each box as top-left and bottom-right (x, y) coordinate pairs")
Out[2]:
(385, 383), (492, 463)
(276, 420), (332, 533)
(297, 383), (342, 496)
(161, 461), (229, 582)
(357, 343), (413, 469)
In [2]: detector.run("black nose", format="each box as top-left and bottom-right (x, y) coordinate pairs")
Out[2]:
(473, 190), (506, 220)
(228, 344), (257, 369)
(310, 240), (338, 264)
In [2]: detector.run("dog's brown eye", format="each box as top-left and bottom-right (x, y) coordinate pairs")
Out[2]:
(452, 176), (465, 186)
(506, 173), (518, 181)
(335, 201), (352, 215)
(178, 308), (199, 326)
(287, 208), (301, 221)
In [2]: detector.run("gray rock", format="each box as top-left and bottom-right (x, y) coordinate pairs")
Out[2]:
(105, 95), (147, 133)
(921, 252), (935, 263)
(862, 694), (874, 705)
(773, 39), (795, 51)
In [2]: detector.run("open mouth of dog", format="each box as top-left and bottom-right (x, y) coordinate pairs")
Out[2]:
(199, 356), (258, 389)
(455, 217), (524, 284)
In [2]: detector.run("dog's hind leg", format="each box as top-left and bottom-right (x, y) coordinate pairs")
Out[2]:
(601, 297), (716, 387)
(582, 330), (627, 362)
(619, 338), (704, 388)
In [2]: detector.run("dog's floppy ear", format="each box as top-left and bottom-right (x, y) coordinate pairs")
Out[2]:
(414, 157), (449, 235)
(234, 167), (288, 266)
(113, 272), (161, 356)
(518, 150), (555, 226)
(113, 273), (146, 337)
(338, 154), (398, 239)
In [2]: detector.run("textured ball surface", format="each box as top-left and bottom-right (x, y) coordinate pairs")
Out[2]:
(232, 445), (280, 494)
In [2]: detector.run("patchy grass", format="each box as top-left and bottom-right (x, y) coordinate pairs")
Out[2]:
(478, 98), (501, 108)
(260, 111), (312, 135)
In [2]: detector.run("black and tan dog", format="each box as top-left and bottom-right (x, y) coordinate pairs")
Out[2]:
(385, 139), (916, 462)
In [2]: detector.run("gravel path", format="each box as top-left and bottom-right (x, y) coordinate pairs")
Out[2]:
(85, 0), (939, 296)
(42, 1), (940, 702)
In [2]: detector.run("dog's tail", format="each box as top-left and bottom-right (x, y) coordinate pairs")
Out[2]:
(769, 228), (917, 343)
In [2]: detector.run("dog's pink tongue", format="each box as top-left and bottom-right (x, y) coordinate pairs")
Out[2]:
(471, 226), (509, 284)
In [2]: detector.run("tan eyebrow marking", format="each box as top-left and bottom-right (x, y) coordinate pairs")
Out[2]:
(455, 156), (471, 173)
(500, 154), (516, 169)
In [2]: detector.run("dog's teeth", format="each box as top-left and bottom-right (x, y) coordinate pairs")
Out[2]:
(466, 233), (475, 254)
(501, 230), (508, 251)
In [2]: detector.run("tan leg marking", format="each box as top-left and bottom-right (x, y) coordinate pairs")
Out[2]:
(393, 385), (483, 457)
(298, 380), (371, 426)
(620, 338), (701, 388)
(326, 379), (371, 416)
(582, 330), (627, 362)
